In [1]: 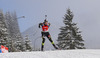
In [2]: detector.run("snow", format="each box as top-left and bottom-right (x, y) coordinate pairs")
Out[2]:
(0, 49), (100, 58)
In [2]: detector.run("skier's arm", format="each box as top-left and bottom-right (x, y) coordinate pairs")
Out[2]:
(39, 23), (43, 28)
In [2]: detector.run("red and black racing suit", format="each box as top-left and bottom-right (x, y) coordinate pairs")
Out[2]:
(39, 23), (58, 51)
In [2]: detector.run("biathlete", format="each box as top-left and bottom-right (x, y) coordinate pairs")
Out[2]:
(39, 19), (58, 51)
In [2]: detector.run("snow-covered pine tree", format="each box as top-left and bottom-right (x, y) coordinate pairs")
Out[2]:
(0, 10), (11, 50)
(14, 35), (22, 52)
(5, 12), (23, 43)
(57, 8), (85, 50)
(4, 12), (15, 52)
(24, 35), (32, 52)
(5, 12), (25, 52)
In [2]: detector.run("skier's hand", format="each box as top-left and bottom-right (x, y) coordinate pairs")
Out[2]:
(38, 23), (41, 28)
(48, 23), (50, 26)
(39, 23), (43, 28)
(39, 25), (41, 28)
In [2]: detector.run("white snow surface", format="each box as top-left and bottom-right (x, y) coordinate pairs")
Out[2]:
(0, 49), (100, 58)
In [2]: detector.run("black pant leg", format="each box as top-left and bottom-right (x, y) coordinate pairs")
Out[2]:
(41, 37), (45, 51)
(41, 32), (45, 51)
(46, 32), (58, 49)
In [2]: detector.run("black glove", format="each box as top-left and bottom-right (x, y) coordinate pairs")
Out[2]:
(39, 25), (40, 28)
(38, 23), (42, 28)
(38, 24), (40, 28)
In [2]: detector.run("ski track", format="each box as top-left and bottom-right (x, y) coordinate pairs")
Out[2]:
(0, 49), (100, 58)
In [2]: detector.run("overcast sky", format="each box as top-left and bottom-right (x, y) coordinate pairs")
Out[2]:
(0, 0), (100, 48)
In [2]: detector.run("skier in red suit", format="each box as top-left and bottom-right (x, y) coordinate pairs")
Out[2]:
(39, 19), (58, 51)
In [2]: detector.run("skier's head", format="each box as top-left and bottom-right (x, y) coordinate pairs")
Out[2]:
(44, 19), (48, 25)
(44, 19), (48, 22)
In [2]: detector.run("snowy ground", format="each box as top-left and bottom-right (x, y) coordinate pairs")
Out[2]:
(0, 49), (100, 58)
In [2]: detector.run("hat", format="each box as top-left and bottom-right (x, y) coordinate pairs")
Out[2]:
(44, 19), (48, 22)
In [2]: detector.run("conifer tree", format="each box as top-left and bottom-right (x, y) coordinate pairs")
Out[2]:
(57, 8), (85, 49)
(24, 35), (32, 51)
(0, 10), (11, 51)
(5, 11), (24, 52)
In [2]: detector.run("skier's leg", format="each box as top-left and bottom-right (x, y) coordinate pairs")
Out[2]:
(41, 36), (45, 51)
(47, 33), (58, 49)
(41, 32), (45, 51)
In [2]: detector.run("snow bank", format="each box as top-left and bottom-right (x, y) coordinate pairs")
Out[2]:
(0, 49), (100, 58)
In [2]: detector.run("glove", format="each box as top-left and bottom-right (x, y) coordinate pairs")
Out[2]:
(38, 24), (41, 28)
(48, 23), (50, 26)
(38, 23), (42, 28)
